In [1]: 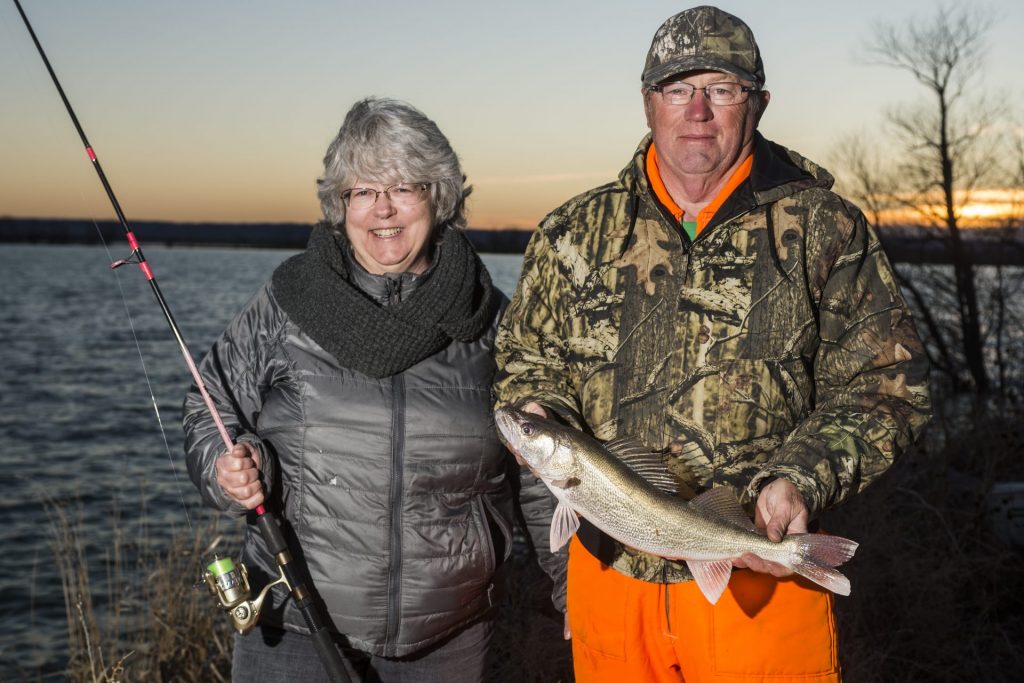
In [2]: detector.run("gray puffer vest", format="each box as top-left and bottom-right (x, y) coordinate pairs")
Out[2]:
(184, 266), (513, 657)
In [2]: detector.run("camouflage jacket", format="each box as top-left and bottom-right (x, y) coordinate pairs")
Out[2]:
(494, 133), (931, 583)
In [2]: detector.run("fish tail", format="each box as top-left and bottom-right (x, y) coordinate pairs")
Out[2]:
(791, 533), (859, 596)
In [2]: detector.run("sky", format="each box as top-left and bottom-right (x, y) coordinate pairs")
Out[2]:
(1, 0), (1021, 229)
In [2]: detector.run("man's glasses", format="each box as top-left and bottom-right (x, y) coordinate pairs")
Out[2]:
(341, 183), (429, 210)
(648, 81), (759, 106)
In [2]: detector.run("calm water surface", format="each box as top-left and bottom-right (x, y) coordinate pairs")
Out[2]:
(0, 244), (525, 679)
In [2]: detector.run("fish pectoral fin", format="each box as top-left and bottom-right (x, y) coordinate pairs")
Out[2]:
(549, 502), (580, 552)
(689, 487), (758, 533)
(686, 559), (733, 605)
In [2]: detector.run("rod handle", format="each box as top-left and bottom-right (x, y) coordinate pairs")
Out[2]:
(255, 512), (352, 682)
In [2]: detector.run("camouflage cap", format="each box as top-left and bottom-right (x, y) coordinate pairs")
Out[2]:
(642, 6), (765, 88)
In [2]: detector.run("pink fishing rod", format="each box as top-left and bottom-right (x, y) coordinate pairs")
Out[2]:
(12, 1), (351, 680)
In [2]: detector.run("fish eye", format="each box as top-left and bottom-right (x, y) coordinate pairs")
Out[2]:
(521, 423), (535, 436)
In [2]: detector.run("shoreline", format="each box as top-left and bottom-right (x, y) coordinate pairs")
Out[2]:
(2, 217), (1022, 264)
(0, 218), (532, 254)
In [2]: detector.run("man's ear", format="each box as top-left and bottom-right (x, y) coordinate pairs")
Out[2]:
(753, 89), (771, 125)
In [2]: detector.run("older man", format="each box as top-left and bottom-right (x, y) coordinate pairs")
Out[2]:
(494, 5), (931, 682)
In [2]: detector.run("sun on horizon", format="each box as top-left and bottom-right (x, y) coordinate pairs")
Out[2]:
(876, 188), (1023, 229)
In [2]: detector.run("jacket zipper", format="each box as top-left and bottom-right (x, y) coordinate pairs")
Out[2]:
(385, 373), (406, 648)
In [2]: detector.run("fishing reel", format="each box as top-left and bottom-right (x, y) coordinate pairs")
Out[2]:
(203, 555), (292, 634)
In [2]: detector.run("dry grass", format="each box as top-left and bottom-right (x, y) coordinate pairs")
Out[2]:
(49, 501), (234, 682)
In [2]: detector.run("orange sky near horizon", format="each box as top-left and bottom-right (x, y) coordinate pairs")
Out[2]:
(873, 189), (1024, 230)
(2, 1), (1022, 231)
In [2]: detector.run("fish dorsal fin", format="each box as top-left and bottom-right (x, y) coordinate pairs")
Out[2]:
(689, 487), (759, 533)
(686, 559), (733, 604)
(605, 438), (678, 495)
(550, 501), (581, 552)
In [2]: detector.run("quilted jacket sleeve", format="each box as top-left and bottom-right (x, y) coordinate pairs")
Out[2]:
(515, 467), (568, 613)
(183, 283), (285, 518)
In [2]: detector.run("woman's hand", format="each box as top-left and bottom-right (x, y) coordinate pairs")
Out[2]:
(215, 442), (264, 509)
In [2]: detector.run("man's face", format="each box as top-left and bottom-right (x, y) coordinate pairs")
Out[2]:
(643, 70), (769, 191)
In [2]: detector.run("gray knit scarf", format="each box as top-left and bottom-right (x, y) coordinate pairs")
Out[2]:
(271, 224), (498, 378)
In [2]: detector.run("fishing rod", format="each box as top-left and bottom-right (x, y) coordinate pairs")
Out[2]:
(11, 2), (351, 680)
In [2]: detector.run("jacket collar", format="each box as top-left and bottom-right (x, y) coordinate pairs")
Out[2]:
(343, 245), (437, 306)
(623, 132), (835, 234)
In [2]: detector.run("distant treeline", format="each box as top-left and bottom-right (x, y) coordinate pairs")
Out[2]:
(1, 217), (1022, 264)
(0, 217), (532, 254)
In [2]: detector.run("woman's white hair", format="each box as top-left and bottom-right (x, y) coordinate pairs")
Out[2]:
(317, 97), (470, 233)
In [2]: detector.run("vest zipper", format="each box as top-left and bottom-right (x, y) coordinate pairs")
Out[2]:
(385, 373), (406, 648)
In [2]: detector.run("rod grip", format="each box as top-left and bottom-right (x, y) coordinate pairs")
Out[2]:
(255, 510), (289, 555)
(255, 512), (352, 682)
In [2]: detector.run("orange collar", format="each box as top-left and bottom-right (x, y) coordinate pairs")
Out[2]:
(646, 143), (753, 237)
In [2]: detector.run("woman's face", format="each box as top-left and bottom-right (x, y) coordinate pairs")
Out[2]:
(343, 181), (434, 274)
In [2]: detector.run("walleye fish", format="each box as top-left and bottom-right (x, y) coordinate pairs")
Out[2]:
(495, 407), (858, 604)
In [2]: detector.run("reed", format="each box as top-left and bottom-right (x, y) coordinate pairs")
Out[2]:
(48, 500), (234, 682)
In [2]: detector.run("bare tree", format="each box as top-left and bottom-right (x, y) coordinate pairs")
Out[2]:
(863, 3), (1003, 395)
(830, 133), (895, 229)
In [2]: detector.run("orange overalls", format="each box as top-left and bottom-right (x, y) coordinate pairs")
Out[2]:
(567, 537), (842, 682)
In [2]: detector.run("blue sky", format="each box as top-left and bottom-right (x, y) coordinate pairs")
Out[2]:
(1, 0), (1020, 228)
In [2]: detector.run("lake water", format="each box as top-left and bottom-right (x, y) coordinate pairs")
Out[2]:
(0, 244), (525, 679)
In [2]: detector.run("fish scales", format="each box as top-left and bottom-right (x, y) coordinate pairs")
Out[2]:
(556, 433), (796, 562)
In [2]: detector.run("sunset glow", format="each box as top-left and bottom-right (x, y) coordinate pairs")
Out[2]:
(878, 189), (1023, 229)
(1, 1), (1021, 231)
(958, 189), (1022, 224)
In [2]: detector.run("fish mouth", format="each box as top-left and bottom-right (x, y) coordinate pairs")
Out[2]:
(493, 408), (517, 448)
(494, 408), (532, 462)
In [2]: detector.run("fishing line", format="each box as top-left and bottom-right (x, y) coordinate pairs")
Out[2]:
(11, 2), (351, 679)
(95, 227), (196, 532)
(5, 1), (195, 527)
(3, 0), (193, 524)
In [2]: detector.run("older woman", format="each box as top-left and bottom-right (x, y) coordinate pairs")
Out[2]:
(184, 98), (560, 682)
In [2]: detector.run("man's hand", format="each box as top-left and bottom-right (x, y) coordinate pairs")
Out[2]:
(521, 401), (550, 419)
(732, 478), (809, 577)
(215, 442), (264, 509)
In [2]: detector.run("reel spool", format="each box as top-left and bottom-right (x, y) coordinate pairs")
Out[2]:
(203, 555), (291, 634)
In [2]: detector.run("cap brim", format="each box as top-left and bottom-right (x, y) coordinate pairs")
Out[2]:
(642, 57), (760, 88)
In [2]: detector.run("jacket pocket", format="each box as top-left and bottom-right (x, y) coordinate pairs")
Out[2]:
(481, 490), (513, 565)
(471, 496), (497, 576)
